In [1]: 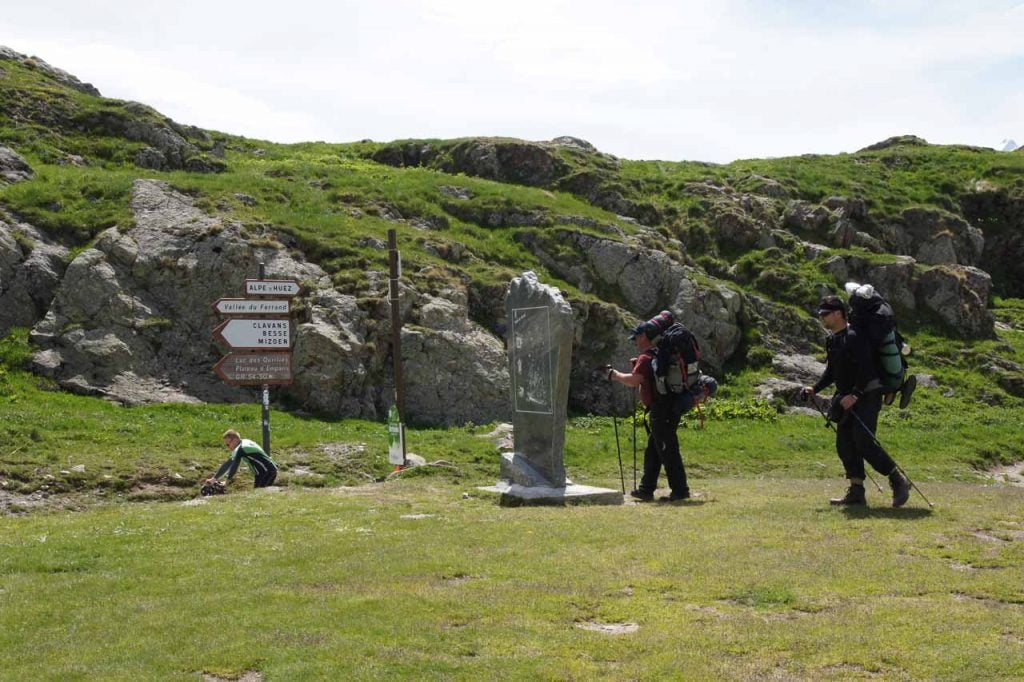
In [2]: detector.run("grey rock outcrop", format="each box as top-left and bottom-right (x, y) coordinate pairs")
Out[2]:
(858, 135), (929, 152)
(742, 294), (821, 357)
(784, 201), (833, 232)
(783, 196), (984, 270)
(402, 325), (510, 426)
(521, 229), (744, 370)
(285, 289), (378, 418)
(30, 179), (283, 403)
(27, 179), (510, 425)
(960, 187), (1024, 298)
(75, 102), (221, 173)
(736, 174), (790, 199)
(372, 138), (574, 189)
(824, 196), (869, 221)
(771, 353), (826, 386)
(0, 213), (69, 336)
(0, 46), (101, 96)
(0, 146), (33, 184)
(821, 255), (917, 312)
(122, 117), (199, 171)
(916, 265), (994, 338)
(549, 136), (598, 152)
(820, 254), (993, 338)
(445, 139), (570, 188)
(897, 208), (984, 266)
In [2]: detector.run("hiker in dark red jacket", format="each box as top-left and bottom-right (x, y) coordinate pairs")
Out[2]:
(607, 314), (693, 503)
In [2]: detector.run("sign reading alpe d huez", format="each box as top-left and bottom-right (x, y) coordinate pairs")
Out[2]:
(244, 279), (301, 296)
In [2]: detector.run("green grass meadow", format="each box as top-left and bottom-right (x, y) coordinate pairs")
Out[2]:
(1, 475), (1022, 680)
(2, 347), (1024, 679)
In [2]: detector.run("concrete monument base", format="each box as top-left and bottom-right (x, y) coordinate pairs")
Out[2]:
(479, 480), (624, 507)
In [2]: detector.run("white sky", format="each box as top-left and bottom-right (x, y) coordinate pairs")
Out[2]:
(2, 0), (1022, 163)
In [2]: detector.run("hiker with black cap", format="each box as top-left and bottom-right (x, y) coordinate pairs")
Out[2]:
(803, 296), (910, 507)
(607, 311), (692, 503)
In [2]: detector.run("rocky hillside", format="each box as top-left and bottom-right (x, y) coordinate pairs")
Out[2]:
(2, 46), (1023, 425)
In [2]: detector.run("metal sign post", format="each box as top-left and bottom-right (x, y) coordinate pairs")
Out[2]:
(387, 229), (406, 466)
(258, 263), (271, 455)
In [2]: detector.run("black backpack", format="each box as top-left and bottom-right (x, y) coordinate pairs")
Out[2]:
(652, 322), (702, 395)
(846, 287), (908, 392)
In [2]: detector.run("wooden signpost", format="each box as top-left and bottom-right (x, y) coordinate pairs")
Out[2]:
(212, 266), (301, 454)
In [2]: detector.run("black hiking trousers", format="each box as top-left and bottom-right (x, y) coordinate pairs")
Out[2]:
(835, 391), (897, 480)
(639, 395), (691, 497)
(254, 467), (277, 488)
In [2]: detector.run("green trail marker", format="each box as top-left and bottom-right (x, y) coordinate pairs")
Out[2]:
(387, 404), (405, 467)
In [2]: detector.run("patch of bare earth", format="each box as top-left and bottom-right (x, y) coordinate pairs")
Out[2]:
(575, 620), (640, 634)
(203, 672), (262, 682)
(987, 461), (1024, 486)
(1, 489), (94, 514)
(817, 663), (888, 678)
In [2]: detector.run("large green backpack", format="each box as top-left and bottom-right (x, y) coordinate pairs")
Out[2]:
(846, 284), (908, 392)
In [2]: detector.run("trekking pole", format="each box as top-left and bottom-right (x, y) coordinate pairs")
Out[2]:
(803, 391), (884, 493)
(846, 409), (934, 508)
(601, 365), (628, 494)
(630, 388), (638, 491)
(612, 412), (626, 494)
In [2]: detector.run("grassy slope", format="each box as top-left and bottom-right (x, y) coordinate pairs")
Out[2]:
(2, 314), (1023, 500)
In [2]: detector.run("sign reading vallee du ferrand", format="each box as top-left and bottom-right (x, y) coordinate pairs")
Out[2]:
(213, 318), (291, 350)
(214, 351), (293, 385)
(244, 279), (301, 297)
(212, 298), (291, 315)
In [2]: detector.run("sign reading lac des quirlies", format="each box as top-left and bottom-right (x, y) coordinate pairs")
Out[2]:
(214, 351), (293, 385)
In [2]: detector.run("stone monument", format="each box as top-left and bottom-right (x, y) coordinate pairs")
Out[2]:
(483, 271), (622, 506)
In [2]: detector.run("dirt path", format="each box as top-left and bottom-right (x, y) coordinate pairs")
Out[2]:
(988, 462), (1024, 486)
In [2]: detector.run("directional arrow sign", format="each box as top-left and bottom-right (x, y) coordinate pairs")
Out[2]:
(212, 298), (291, 315)
(244, 279), (301, 297)
(213, 318), (292, 349)
(214, 351), (293, 385)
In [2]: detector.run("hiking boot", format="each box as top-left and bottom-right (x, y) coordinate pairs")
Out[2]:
(883, 392), (897, 406)
(898, 374), (917, 410)
(889, 470), (911, 508)
(629, 489), (654, 502)
(659, 491), (691, 503)
(830, 483), (866, 506)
